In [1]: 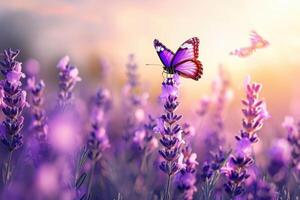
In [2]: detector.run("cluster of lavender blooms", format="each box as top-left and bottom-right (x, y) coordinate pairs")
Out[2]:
(26, 62), (51, 165)
(87, 88), (111, 161)
(27, 64), (48, 144)
(210, 65), (231, 132)
(200, 147), (230, 200)
(175, 145), (198, 200)
(156, 74), (185, 199)
(122, 54), (148, 143)
(283, 117), (300, 169)
(0, 49), (28, 184)
(56, 55), (81, 108)
(1, 47), (300, 200)
(197, 67), (232, 199)
(75, 88), (112, 199)
(276, 116), (300, 197)
(223, 76), (270, 198)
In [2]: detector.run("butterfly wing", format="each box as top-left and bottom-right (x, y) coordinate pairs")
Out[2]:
(153, 39), (174, 68)
(174, 60), (202, 80)
(171, 37), (203, 80)
(250, 31), (269, 49)
(230, 47), (254, 57)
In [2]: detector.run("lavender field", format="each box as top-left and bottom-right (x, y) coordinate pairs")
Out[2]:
(1, 1), (300, 200)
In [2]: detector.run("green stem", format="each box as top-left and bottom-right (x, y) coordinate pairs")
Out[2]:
(86, 161), (96, 199)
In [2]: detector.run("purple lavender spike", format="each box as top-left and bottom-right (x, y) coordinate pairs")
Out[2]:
(82, 88), (111, 199)
(87, 88), (111, 161)
(246, 179), (277, 199)
(175, 143), (198, 200)
(27, 76), (48, 143)
(223, 76), (269, 198)
(122, 54), (148, 143)
(56, 56), (81, 108)
(0, 49), (28, 185)
(155, 73), (185, 200)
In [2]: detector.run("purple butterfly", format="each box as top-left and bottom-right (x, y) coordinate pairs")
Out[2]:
(153, 37), (203, 81)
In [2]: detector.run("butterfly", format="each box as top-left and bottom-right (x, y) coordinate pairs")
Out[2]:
(153, 37), (203, 81)
(250, 30), (269, 49)
(230, 31), (269, 58)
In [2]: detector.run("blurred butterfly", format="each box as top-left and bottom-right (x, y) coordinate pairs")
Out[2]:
(230, 31), (269, 58)
(153, 37), (203, 80)
(250, 30), (269, 49)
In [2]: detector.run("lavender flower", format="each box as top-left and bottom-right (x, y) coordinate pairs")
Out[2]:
(200, 148), (230, 200)
(27, 77), (48, 143)
(133, 115), (158, 154)
(0, 49), (28, 184)
(175, 146), (198, 200)
(235, 76), (269, 143)
(201, 66), (232, 157)
(211, 65), (231, 131)
(279, 115), (300, 198)
(75, 88), (111, 200)
(87, 88), (111, 161)
(122, 54), (148, 142)
(223, 76), (269, 198)
(267, 138), (291, 185)
(200, 148), (228, 181)
(56, 56), (81, 108)
(282, 116), (300, 169)
(156, 74), (184, 200)
(246, 179), (277, 200)
(24, 58), (40, 77)
(196, 96), (210, 117)
(126, 54), (139, 89)
(222, 151), (253, 197)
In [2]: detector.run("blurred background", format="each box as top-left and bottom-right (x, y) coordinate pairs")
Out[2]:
(0, 0), (300, 139)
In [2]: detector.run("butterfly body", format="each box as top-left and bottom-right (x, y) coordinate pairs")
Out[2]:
(153, 37), (203, 80)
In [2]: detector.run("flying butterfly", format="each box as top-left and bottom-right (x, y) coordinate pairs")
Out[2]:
(153, 37), (203, 81)
(230, 30), (269, 58)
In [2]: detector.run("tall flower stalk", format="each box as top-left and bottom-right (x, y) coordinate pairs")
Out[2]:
(211, 65), (231, 132)
(27, 76), (48, 143)
(199, 66), (232, 199)
(56, 56), (81, 108)
(175, 145), (198, 200)
(202, 66), (232, 154)
(282, 116), (300, 192)
(79, 88), (111, 199)
(27, 74), (50, 164)
(0, 49), (28, 185)
(200, 148), (231, 200)
(156, 74), (184, 200)
(122, 54), (148, 142)
(283, 117), (300, 171)
(223, 76), (269, 199)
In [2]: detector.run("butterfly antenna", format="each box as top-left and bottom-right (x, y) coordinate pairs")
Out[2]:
(145, 63), (163, 67)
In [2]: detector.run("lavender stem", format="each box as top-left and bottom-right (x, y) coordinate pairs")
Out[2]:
(4, 151), (13, 185)
(86, 161), (96, 199)
(164, 173), (171, 200)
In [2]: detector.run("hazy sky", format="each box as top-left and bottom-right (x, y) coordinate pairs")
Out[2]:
(1, 0), (300, 121)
